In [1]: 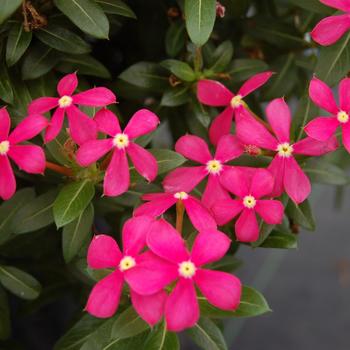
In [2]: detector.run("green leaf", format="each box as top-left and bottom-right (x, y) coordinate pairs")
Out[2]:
(0, 265), (41, 300)
(161, 86), (190, 107)
(161, 59), (196, 82)
(260, 231), (298, 249)
(184, 0), (216, 46)
(144, 322), (179, 350)
(286, 199), (316, 231)
(95, 0), (136, 18)
(0, 64), (14, 104)
(53, 180), (95, 228)
(227, 59), (269, 82)
(62, 204), (94, 263)
(6, 22), (32, 66)
(0, 0), (22, 25)
(36, 24), (91, 54)
(286, 0), (334, 15)
(210, 41), (234, 72)
(187, 318), (227, 350)
(54, 0), (109, 39)
(165, 21), (186, 58)
(148, 149), (186, 174)
(0, 285), (11, 340)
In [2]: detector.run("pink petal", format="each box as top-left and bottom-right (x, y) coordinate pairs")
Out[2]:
(197, 79), (233, 106)
(8, 114), (48, 144)
(44, 108), (65, 143)
(220, 167), (249, 197)
(183, 196), (217, 231)
(28, 97), (59, 114)
(293, 136), (338, 156)
(165, 279), (199, 332)
(265, 98), (291, 143)
(94, 108), (121, 136)
(175, 135), (212, 164)
(8, 145), (45, 174)
(124, 109), (160, 139)
(57, 73), (78, 96)
(122, 216), (154, 256)
(194, 269), (241, 310)
(76, 139), (114, 167)
(238, 71), (273, 97)
(131, 289), (167, 326)
(214, 134), (244, 163)
(209, 106), (235, 146)
(267, 155), (285, 197)
(147, 219), (189, 263)
(211, 199), (243, 225)
(250, 168), (274, 199)
(309, 77), (339, 114)
(66, 105), (97, 145)
(133, 193), (176, 217)
(319, 0), (350, 11)
(72, 87), (116, 106)
(235, 209), (259, 242)
(255, 200), (284, 225)
(85, 271), (123, 318)
(0, 156), (16, 200)
(127, 142), (157, 181)
(311, 14), (350, 46)
(104, 150), (130, 197)
(339, 77), (350, 112)
(191, 230), (231, 266)
(236, 108), (278, 150)
(202, 174), (231, 209)
(87, 234), (122, 269)
(342, 122), (350, 152)
(0, 107), (10, 140)
(283, 157), (311, 204)
(142, 192), (171, 201)
(304, 117), (339, 141)
(163, 166), (207, 193)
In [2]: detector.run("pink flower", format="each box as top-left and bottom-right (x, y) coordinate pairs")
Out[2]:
(0, 108), (47, 200)
(163, 134), (244, 208)
(134, 190), (217, 231)
(76, 108), (159, 197)
(311, 0), (350, 46)
(28, 73), (116, 144)
(85, 216), (167, 326)
(197, 72), (273, 145)
(236, 98), (338, 204)
(305, 77), (350, 152)
(212, 168), (284, 242)
(129, 219), (241, 331)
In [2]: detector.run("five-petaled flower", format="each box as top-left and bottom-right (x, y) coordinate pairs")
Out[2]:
(85, 216), (167, 326)
(197, 72), (273, 145)
(212, 168), (284, 242)
(236, 98), (338, 204)
(0, 108), (47, 200)
(76, 108), (159, 197)
(28, 73), (116, 145)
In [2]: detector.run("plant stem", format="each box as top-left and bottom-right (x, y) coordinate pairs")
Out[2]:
(176, 200), (185, 234)
(45, 161), (73, 176)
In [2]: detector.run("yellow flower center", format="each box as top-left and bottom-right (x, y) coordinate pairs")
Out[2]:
(230, 95), (243, 108)
(0, 141), (10, 155)
(277, 142), (293, 157)
(243, 195), (256, 209)
(113, 133), (129, 149)
(206, 159), (223, 174)
(174, 191), (188, 200)
(119, 256), (136, 272)
(58, 95), (73, 108)
(178, 261), (196, 278)
(337, 110), (349, 124)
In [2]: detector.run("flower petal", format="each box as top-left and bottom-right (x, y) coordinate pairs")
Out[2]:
(304, 117), (339, 141)
(76, 139), (114, 167)
(267, 155), (285, 197)
(44, 108), (65, 143)
(85, 271), (123, 318)
(339, 77), (350, 112)
(293, 136), (338, 156)
(202, 174), (231, 209)
(191, 230), (231, 266)
(214, 134), (244, 163)
(309, 77), (339, 114)
(211, 199), (244, 225)
(235, 209), (259, 242)
(28, 97), (58, 114)
(197, 79), (233, 106)
(250, 168), (274, 199)
(133, 193), (176, 217)
(175, 135), (212, 164)
(57, 73), (78, 96)
(220, 167), (249, 197)
(127, 142), (158, 181)
(255, 200), (284, 225)
(8, 145), (45, 174)
(238, 71), (273, 97)
(195, 269), (241, 310)
(165, 279), (199, 332)
(73, 87), (116, 106)
(94, 108), (121, 136)
(0, 156), (16, 200)
(124, 109), (159, 139)
(0, 107), (10, 140)
(319, 0), (350, 11)
(209, 106), (235, 146)
(342, 122), (350, 152)
(87, 234), (122, 269)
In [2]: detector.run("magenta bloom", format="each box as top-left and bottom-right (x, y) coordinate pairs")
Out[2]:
(86, 216), (167, 326)
(76, 108), (159, 197)
(212, 168), (284, 242)
(0, 108), (47, 200)
(305, 77), (350, 153)
(129, 219), (241, 331)
(197, 72), (273, 145)
(311, 0), (350, 46)
(134, 190), (217, 231)
(28, 73), (116, 145)
(236, 98), (338, 204)
(163, 134), (244, 208)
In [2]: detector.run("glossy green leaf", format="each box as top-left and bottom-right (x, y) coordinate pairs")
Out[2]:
(286, 199), (316, 231)
(0, 0), (22, 25)
(0, 64), (14, 104)
(161, 86), (190, 107)
(144, 321), (179, 350)
(210, 41), (234, 72)
(0, 285), (11, 340)
(148, 149), (187, 174)
(287, 0), (334, 15)
(227, 59), (269, 81)
(260, 231), (298, 249)
(161, 59), (196, 82)
(95, 0), (136, 18)
(165, 21), (186, 57)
